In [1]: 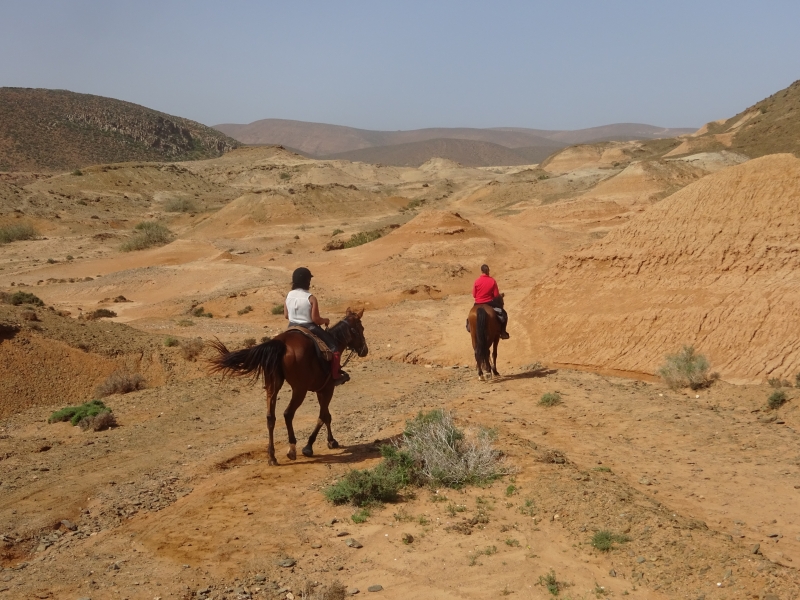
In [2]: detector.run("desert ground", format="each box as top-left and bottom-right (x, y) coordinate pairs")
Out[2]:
(1, 139), (800, 600)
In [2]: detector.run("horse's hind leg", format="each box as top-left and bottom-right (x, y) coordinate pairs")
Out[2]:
(283, 387), (308, 460)
(491, 340), (500, 377)
(474, 349), (484, 381)
(265, 378), (283, 466)
(303, 387), (336, 456)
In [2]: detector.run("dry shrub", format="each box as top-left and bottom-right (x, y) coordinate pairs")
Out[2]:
(120, 222), (174, 251)
(402, 409), (509, 487)
(300, 580), (346, 600)
(0, 223), (37, 244)
(79, 411), (118, 432)
(538, 449), (567, 464)
(657, 345), (712, 390)
(95, 371), (146, 397)
(20, 310), (38, 321)
(181, 338), (204, 360)
(242, 337), (257, 348)
(86, 308), (117, 320)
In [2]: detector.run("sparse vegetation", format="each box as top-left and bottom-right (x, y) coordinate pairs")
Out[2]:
(164, 198), (198, 213)
(505, 538), (520, 547)
(95, 371), (146, 397)
(538, 570), (564, 596)
(332, 228), (344, 236)
(191, 306), (213, 318)
(658, 345), (712, 390)
(351, 508), (370, 523)
(7, 291), (44, 306)
(591, 530), (630, 552)
(539, 392), (561, 406)
(519, 498), (536, 517)
(71, 169), (83, 176)
(271, 304), (284, 315)
(505, 484), (517, 496)
(49, 400), (115, 430)
(402, 409), (509, 488)
(164, 336), (179, 347)
(86, 308), (117, 319)
(237, 305), (253, 315)
(768, 377), (791, 388)
(796, 372), (800, 388)
(176, 319), (194, 327)
(768, 390), (788, 410)
(344, 229), (383, 248)
(181, 338), (204, 360)
(0, 223), (37, 244)
(593, 466), (612, 473)
(242, 337), (257, 348)
(323, 445), (414, 507)
(120, 222), (174, 251)
(279, 172), (291, 180)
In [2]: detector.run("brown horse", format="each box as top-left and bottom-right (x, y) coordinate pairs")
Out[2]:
(468, 304), (502, 381)
(209, 308), (368, 465)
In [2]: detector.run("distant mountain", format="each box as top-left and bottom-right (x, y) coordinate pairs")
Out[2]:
(213, 118), (694, 158)
(326, 138), (553, 167)
(0, 88), (241, 172)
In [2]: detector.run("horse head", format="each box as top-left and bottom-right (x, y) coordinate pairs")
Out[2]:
(344, 307), (368, 357)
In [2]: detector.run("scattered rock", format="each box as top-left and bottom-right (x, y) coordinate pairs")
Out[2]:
(367, 585), (383, 592)
(311, 542), (322, 549)
(337, 531), (350, 537)
(750, 543), (761, 555)
(60, 519), (77, 531)
(345, 538), (363, 548)
(348, 589), (360, 596)
(277, 558), (296, 568)
(638, 477), (652, 486)
(402, 533), (414, 544)
(636, 556), (646, 563)
(609, 569), (616, 577)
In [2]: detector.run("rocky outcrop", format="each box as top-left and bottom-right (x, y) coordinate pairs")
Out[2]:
(523, 154), (800, 383)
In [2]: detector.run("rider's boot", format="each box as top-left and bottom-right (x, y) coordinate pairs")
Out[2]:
(499, 323), (510, 340)
(331, 352), (350, 386)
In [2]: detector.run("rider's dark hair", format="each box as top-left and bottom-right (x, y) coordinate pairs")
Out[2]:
(291, 267), (313, 290)
(481, 264), (490, 275)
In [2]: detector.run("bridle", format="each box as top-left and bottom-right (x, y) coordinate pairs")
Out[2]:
(331, 317), (367, 367)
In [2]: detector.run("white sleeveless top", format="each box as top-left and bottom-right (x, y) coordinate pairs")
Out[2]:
(286, 288), (313, 324)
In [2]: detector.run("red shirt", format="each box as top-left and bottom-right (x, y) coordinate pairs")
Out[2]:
(473, 274), (499, 304)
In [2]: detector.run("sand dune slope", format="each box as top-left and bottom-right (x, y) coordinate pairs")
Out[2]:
(523, 154), (800, 382)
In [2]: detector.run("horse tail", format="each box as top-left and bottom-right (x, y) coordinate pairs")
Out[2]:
(208, 338), (286, 389)
(475, 307), (489, 369)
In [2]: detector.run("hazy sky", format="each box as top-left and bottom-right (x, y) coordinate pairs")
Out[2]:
(2, 1), (799, 130)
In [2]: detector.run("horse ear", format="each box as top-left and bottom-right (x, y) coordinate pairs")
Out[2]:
(345, 306), (352, 315)
(356, 308), (364, 319)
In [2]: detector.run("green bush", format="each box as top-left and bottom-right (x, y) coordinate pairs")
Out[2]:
(768, 377), (791, 388)
(120, 222), (174, 251)
(323, 445), (414, 507)
(87, 308), (117, 319)
(351, 508), (370, 523)
(768, 390), (788, 410)
(657, 345), (711, 390)
(237, 305), (253, 316)
(271, 304), (284, 315)
(0, 223), (37, 244)
(7, 291), (44, 306)
(539, 392), (561, 407)
(332, 228), (344, 236)
(344, 229), (383, 249)
(191, 306), (213, 318)
(591, 530), (630, 552)
(71, 169), (83, 176)
(164, 198), (198, 213)
(538, 570), (562, 596)
(164, 336), (179, 347)
(49, 400), (111, 426)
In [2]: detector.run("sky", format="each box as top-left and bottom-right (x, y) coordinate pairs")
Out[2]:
(1, 1), (799, 131)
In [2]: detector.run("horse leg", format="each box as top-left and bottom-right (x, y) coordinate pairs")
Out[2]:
(283, 387), (307, 460)
(265, 382), (281, 466)
(492, 339), (500, 377)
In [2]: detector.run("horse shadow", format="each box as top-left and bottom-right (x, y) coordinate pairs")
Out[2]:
(307, 434), (403, 466)
(498, 367), (557, 381)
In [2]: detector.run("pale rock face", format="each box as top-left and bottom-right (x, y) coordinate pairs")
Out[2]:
(523, 154), (800, 383)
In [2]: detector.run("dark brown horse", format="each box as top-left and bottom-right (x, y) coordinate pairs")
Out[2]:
(468, 304), (502, 381)
(209, 308), (368, 465)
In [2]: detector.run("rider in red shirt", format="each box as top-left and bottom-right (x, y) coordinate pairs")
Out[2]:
(471, 264), (510, 339)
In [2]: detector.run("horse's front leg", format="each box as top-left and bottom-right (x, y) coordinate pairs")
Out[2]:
(266, 382), (282, 466)
(283, 387), (307, 460)
(304, 386), (336, 456)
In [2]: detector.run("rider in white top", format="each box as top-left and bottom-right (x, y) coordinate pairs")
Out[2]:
(284, 267), (349, 385)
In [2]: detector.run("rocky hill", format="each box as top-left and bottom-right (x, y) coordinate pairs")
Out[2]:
(665, 79), (800, 159)
(0, 88), (240, 172)
(522, 154), (800, 383)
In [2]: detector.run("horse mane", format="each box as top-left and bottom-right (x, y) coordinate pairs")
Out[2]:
(328, 318), (351, 348)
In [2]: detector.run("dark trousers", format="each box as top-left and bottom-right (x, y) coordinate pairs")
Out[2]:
(289, 322), (338, 352)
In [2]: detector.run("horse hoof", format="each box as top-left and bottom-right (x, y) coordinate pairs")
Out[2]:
(328, 440), (339, 449)
(268, 458), (278, 466)
(302, 446), (314, 457)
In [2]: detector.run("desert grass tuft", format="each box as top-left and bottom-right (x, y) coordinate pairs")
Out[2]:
(6, 291), (44, 306)
(591, 530), (630, 552)
(181, 338), (204, 360)
(120, 222), (174, 251)
(768, 390), (788, 410)
(95, 371), (146, 397)
(0, 223), (37, 244)
(49, 400), (113, 428)
(271, 304), (284, 315)
(164, 198), (197, 213)
(658, 345), (712, 390)
(539, 392), (561, 406)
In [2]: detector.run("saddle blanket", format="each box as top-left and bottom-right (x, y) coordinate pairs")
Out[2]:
(288, 325), (334, 361)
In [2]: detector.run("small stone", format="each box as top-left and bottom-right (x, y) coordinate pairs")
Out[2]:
(254, 575), (267, 583)
(750, 543), (761, 555)
(311, 543), (322, 549)
(638, 477), (651, 486)
(197, 587), (210, 595)
(337, 531), (350, 537)
(345, 538), (363, 548)
(723, 568), (732, 580)
(60, 519), (77, 531)
(636, 556), (646, 564)
(402, 533), (414, 544)
(348, 589), (360, 596)
(767, 532), (781, 538)
(609, 569), (616, 577)
(277, 558), (296, 568)
(367, 585), (383, 592)
(286, 593), (295, 600)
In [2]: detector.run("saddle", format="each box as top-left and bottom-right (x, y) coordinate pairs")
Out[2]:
(288, 326), (334, 361)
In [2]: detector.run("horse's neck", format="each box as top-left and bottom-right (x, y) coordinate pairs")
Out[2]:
(330, 321), (351, 348)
